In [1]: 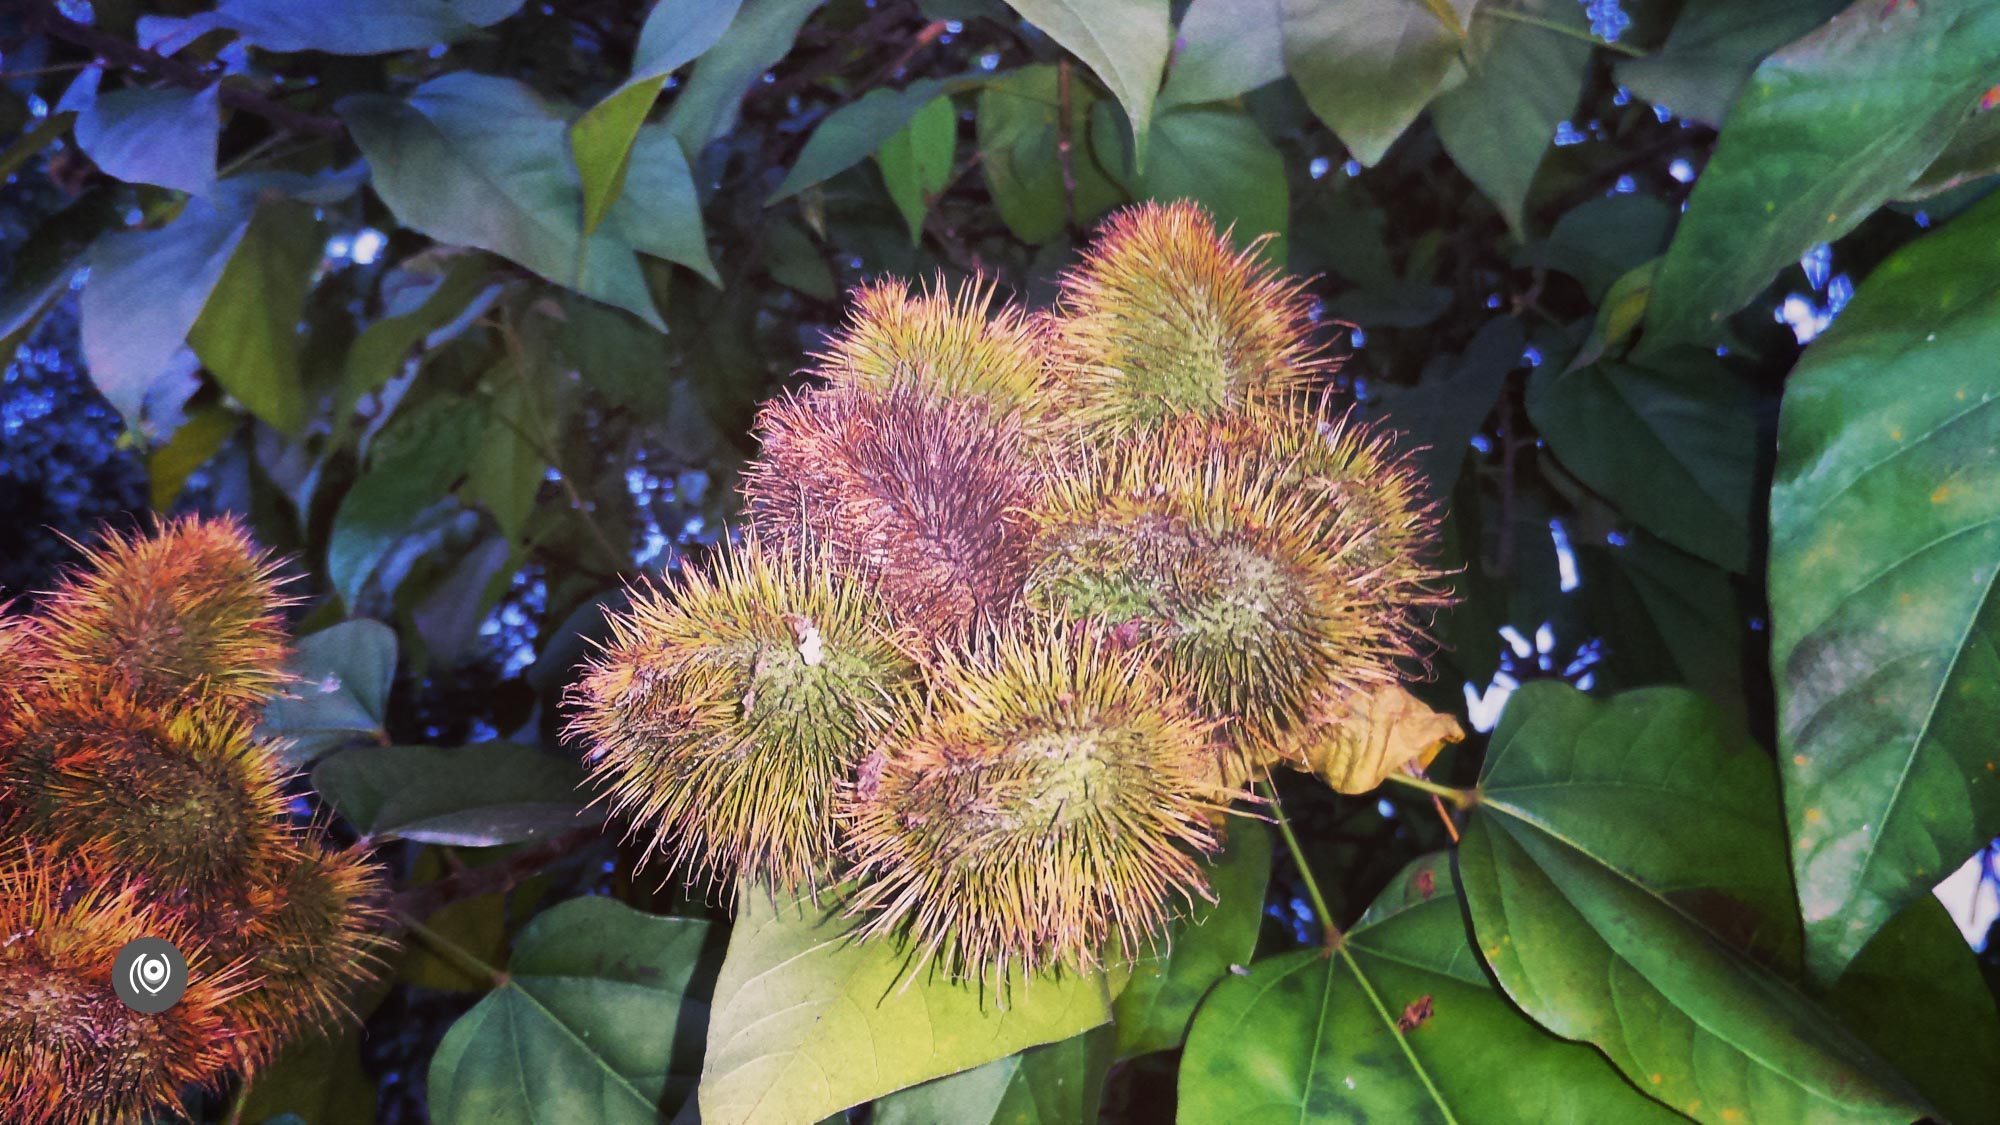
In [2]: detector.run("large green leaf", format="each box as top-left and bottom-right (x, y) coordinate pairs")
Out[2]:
(1615, 0), (1845, 127)
(1001, 0), (1172, 169)
(1281, 0), (1476, 166)
(260, 619), (398, 767)
(768, 78), (967, 203)
(698, 883), (1121, 1125)
(1158, 0), (1284, 110)
(1644, 0), (2000, 345)
(139, 0), (526, 56)
(312, 742), (597, 847)
(1430, 0), (1592, 235)
(572, 0), (745, 233)
(663, 0), (823, 152)
(1111, 819), (1269, 1058)
(1095, 104), (1287, 259)
(340, 74), (714, 330)
(1180, 851), (1682, 1124)
(976, 66), (1124, 243)
(1902, 100), (2000, 200)
(341, 252), (498, 405)
(1769, 189), (2000, 984)
(429, 897), (716, 1124)
(1458, 683), (1928, 1125)
(59, 68), (219, 197)
(877, 96), (958, 243)
(1364, 314), (1524, 497)
(871, 1026), (1115, 1125)
(326, 393), (485, 607)
(1584, 530), (1748, 727)
(186, 198), (318, 433)
(1526, 352), (1761, 573)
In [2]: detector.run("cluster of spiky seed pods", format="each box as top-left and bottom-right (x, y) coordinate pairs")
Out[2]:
(0, 517), (384, 1125)
(570, 203), (1443, 981)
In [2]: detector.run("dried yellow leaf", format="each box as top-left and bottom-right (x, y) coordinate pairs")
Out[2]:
(1286, 683), (1465, 795)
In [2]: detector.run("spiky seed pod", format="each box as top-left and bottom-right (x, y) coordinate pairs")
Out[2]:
(0, 852), (253, 1125)
(191, 834), (388, 1066)
(1023, 426), (1420, 773)
(1047, 201), (1330, 441)
(33, 515), (292, 711)
(0, 690), (291, 899)
(744, 383), (1044, 635)
(816, 276), (1050, 417)
(567, 541), (923, 894)
(842, 624), (1225, 980)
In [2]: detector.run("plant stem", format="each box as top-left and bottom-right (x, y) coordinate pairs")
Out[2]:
(1258, 778), (1341, 950)
(406, 918), (508, 988)
(1476, 6), (1645, 57)
(1384, 769), (1475, 808)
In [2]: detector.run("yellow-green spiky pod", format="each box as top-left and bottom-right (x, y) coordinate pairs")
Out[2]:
(0, 851), (255, 1125)
(842, 623), (1225, 980)
(1023, 424), (1420, 774)
(817, 276), (1051, 418)
(567, 541), (924, 894)
(0, 689), (292, 900)
(744, 383), (1044, 636)
(33, 515), (292, 711)
(1047, 201), (1330, 441)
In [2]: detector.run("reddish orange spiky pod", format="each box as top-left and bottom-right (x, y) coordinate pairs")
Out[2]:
(0, 688), (291, 902)
(1046, 201), (1331, 441)
(744, 383), (1045, 635)
(816, 276), (1051, 417)
(0, 851), (254, 1125)
(32, 515), (292, 712)
(841, 623), (1226, 980)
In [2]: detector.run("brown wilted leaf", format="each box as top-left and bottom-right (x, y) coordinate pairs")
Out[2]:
(1397, 994), (1434, 1032)
(1288, 683), (1464, 795)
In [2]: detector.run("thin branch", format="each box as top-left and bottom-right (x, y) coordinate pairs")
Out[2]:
(1258, 777), (1341, 950)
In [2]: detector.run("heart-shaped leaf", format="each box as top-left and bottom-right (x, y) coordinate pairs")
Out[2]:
(260, 619), (398, 767)
(312, 742), (598, 847)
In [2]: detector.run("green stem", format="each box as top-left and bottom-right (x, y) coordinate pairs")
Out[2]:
(1476, 6), (1645, 57)
(407, 918), (508, 988)
(1383, 770), (1476, 809)
(1258, 778), (1341, 950)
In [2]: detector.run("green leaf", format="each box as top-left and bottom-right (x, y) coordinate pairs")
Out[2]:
(1111, 820), (1269, 1058)
(313, 742), (596, 847)
(1590, 530), (1747, 728)
(572, 0), (745, 233)
(1769, 188), (2000, 984)
(1158, 0), (1284, 110)
(327, 393), (485, 607)
(139, 0), (527, 56)
(59, 68), (220, 197)
(1458, 683), (1928, 1125)
(343, 252), (498, 405)
(1827, 895), (2000, 1125)
(1522, 194), (1674, 301)
(1098, 104), (1287, 260)
(0, 110), (75, 183)
(148, 403), (237, 510)
(79, 197), (251, 430)
(1282, 0), (1476, 166)
(340, 74), (715, 330)
(1903, 98), (2000, 200)
(764, 221), (836, 299)
(1430, 0), (1593, 236)
(1615, 0), (1846, 127)
(871, 1026), (1115, 1125)
(976, 65), (1125, 243)
(877, 96), (958, 243)
(1180, 851), (1683, 1125)
(259, 619), (398, 767)
(1000, 0), (1172, 169)
(1566, 258), (1656, 370)
(770, 79), (967, 203)
(1364, 316), (1525, 496)
(429, 897), (716, 1124)
(238, 1024), (377, 1125)
(698, 882), (1121, 1125)
(465, 369), (548, 541)
(1526, 352), (1760, 573)
(1644, 0), (2000, 345)
(663, 0), (824, 153)
(187, 197), (318, 433)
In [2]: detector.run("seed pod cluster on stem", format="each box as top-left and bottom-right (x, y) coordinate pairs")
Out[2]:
(568, 202), (1446, 983)
(0, 517), (386, 1124)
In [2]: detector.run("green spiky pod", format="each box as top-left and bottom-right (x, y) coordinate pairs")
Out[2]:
(841, 623), (1225, 980)
(0, 851), (256, 1125)
(0, 689), (292, 901)
(567, 541), (924, 894)
(1023, 424), (1424, 778)
(188, 833), (389, 1068)
(816, 276), (1051, 417)
(31, 515), (293, 712)
(744, 383), (1046, 636)
(1046, 201), (1330, 442)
